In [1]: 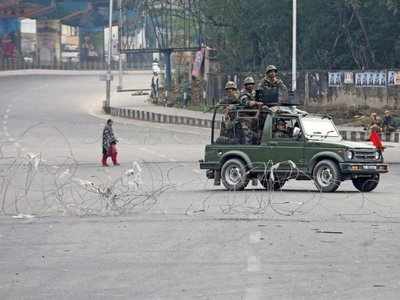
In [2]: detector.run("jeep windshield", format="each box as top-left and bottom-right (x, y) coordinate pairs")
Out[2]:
(301, 116), (341, 140)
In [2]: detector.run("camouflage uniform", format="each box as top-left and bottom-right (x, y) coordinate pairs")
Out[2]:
(219, 81), (240, 142)
(219, 81), (240, 105)
(239, 77), (257, 107)
(256, 65), (288, 105)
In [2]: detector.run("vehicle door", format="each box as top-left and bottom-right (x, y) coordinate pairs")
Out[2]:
(266, 116), (305, 171)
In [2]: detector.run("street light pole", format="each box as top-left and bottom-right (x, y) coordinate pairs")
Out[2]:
(292, 0), (297, 92)
(117, 0), (123, 91)
(104, 0), (114, 113)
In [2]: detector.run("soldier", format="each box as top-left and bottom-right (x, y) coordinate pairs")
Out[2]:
(256, 65), (288, 105)
(273, 119), (289, 138)
(240, 76), (263, 108)
(218, 81), (241, 143)
(220, 81), (240, 105)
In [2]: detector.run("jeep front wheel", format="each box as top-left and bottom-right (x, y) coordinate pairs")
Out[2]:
(221, 159), (249, 191)
(352, 175), (379, 192)
(313, 159), (342, 192)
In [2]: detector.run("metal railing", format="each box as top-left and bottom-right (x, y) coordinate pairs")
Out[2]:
(0, 60), (152, 71)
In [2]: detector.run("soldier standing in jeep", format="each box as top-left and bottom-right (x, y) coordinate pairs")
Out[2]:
(256, 65), (289, 105)
(240, 76), (263, 108)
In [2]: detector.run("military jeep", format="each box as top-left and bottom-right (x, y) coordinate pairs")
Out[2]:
(199, 105), (388, 192)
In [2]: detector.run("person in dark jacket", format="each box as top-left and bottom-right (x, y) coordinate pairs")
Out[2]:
(102, 119), (120, 166)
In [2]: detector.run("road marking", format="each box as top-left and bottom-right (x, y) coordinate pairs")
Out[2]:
(3, 115), (8, 119)
(3, 121), (7, 125)
(169, 158), (177, 162)
(192, 168), (201, 174)
(5, 109), (10, 113)
(249, 231), (262, 244)
(247, 256), (261, 272)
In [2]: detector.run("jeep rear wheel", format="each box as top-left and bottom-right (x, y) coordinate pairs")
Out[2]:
(313, 159), (342, 192)
(221, 159), (249, 191)
(352, 175), (379, 192)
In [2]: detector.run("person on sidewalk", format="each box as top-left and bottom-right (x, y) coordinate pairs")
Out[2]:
(383, 110), (396, 133)
(102, 119), (120, 166)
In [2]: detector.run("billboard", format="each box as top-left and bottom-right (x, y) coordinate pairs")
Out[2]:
(355, 71), (386, 87)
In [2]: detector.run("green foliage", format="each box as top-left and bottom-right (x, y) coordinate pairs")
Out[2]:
(200, 0), (400, 72)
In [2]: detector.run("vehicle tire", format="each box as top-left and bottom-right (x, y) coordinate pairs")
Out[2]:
(352, 174), (379, 192)
(221, 158), (249, 191)
(313, 159), (342, 192)
(260, 178), (286, 191)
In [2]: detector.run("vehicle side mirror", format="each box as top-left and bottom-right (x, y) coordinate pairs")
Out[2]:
(293, 127), (302, 139)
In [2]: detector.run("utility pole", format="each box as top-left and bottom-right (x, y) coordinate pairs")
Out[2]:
(292, 0), (297, 92)
(117, 0), (123, 91)
(104, 0), (114, 113)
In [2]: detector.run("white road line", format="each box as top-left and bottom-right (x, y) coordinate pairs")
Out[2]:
(247, 256), (261, 272)
(249, 231), (262, 244)
(5, 109), (10, 113)
(169, 158), (177, 162)
(3, 121), (7, 125)
(3, 115), (8, 119)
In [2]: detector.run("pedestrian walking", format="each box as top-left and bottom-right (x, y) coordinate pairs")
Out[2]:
(102, 119), (120, 167)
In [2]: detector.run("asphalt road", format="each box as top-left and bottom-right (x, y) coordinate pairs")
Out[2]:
(1, 74), (400, 300)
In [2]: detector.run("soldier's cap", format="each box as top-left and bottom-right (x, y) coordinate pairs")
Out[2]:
(225, 81), (237, 90)
(277, 119), (286, 124)
(243, 76), (255, 85)
(266, 65), (278, 73)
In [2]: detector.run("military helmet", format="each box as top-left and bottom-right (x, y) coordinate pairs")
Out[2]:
(243, 76), (255, 85)
(265, 65), (278, 73)
(225, 81), (237, 90)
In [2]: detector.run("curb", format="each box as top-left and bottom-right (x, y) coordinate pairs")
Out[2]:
(110, 106), (222, 129)
(110, 106), (400, 143)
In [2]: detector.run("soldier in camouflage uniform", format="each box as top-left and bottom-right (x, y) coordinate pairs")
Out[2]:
(240, 76), (264, 108)
(256, 65), (288, 105)
(218, 81), (241, 144)
(220, 81), (240, 105)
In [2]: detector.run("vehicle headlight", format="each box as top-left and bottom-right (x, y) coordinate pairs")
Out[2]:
(374, 151), (380, 160)
(345, 150), (354, 160)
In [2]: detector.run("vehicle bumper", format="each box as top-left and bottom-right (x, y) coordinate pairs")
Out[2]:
(339, 163), (388, 174)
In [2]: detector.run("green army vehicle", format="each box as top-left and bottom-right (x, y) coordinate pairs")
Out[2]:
(199, 105), (388, 192)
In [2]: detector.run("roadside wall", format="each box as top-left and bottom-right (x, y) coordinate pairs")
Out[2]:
(305, 70), (400, 109)
(206, 70), (400, 109)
